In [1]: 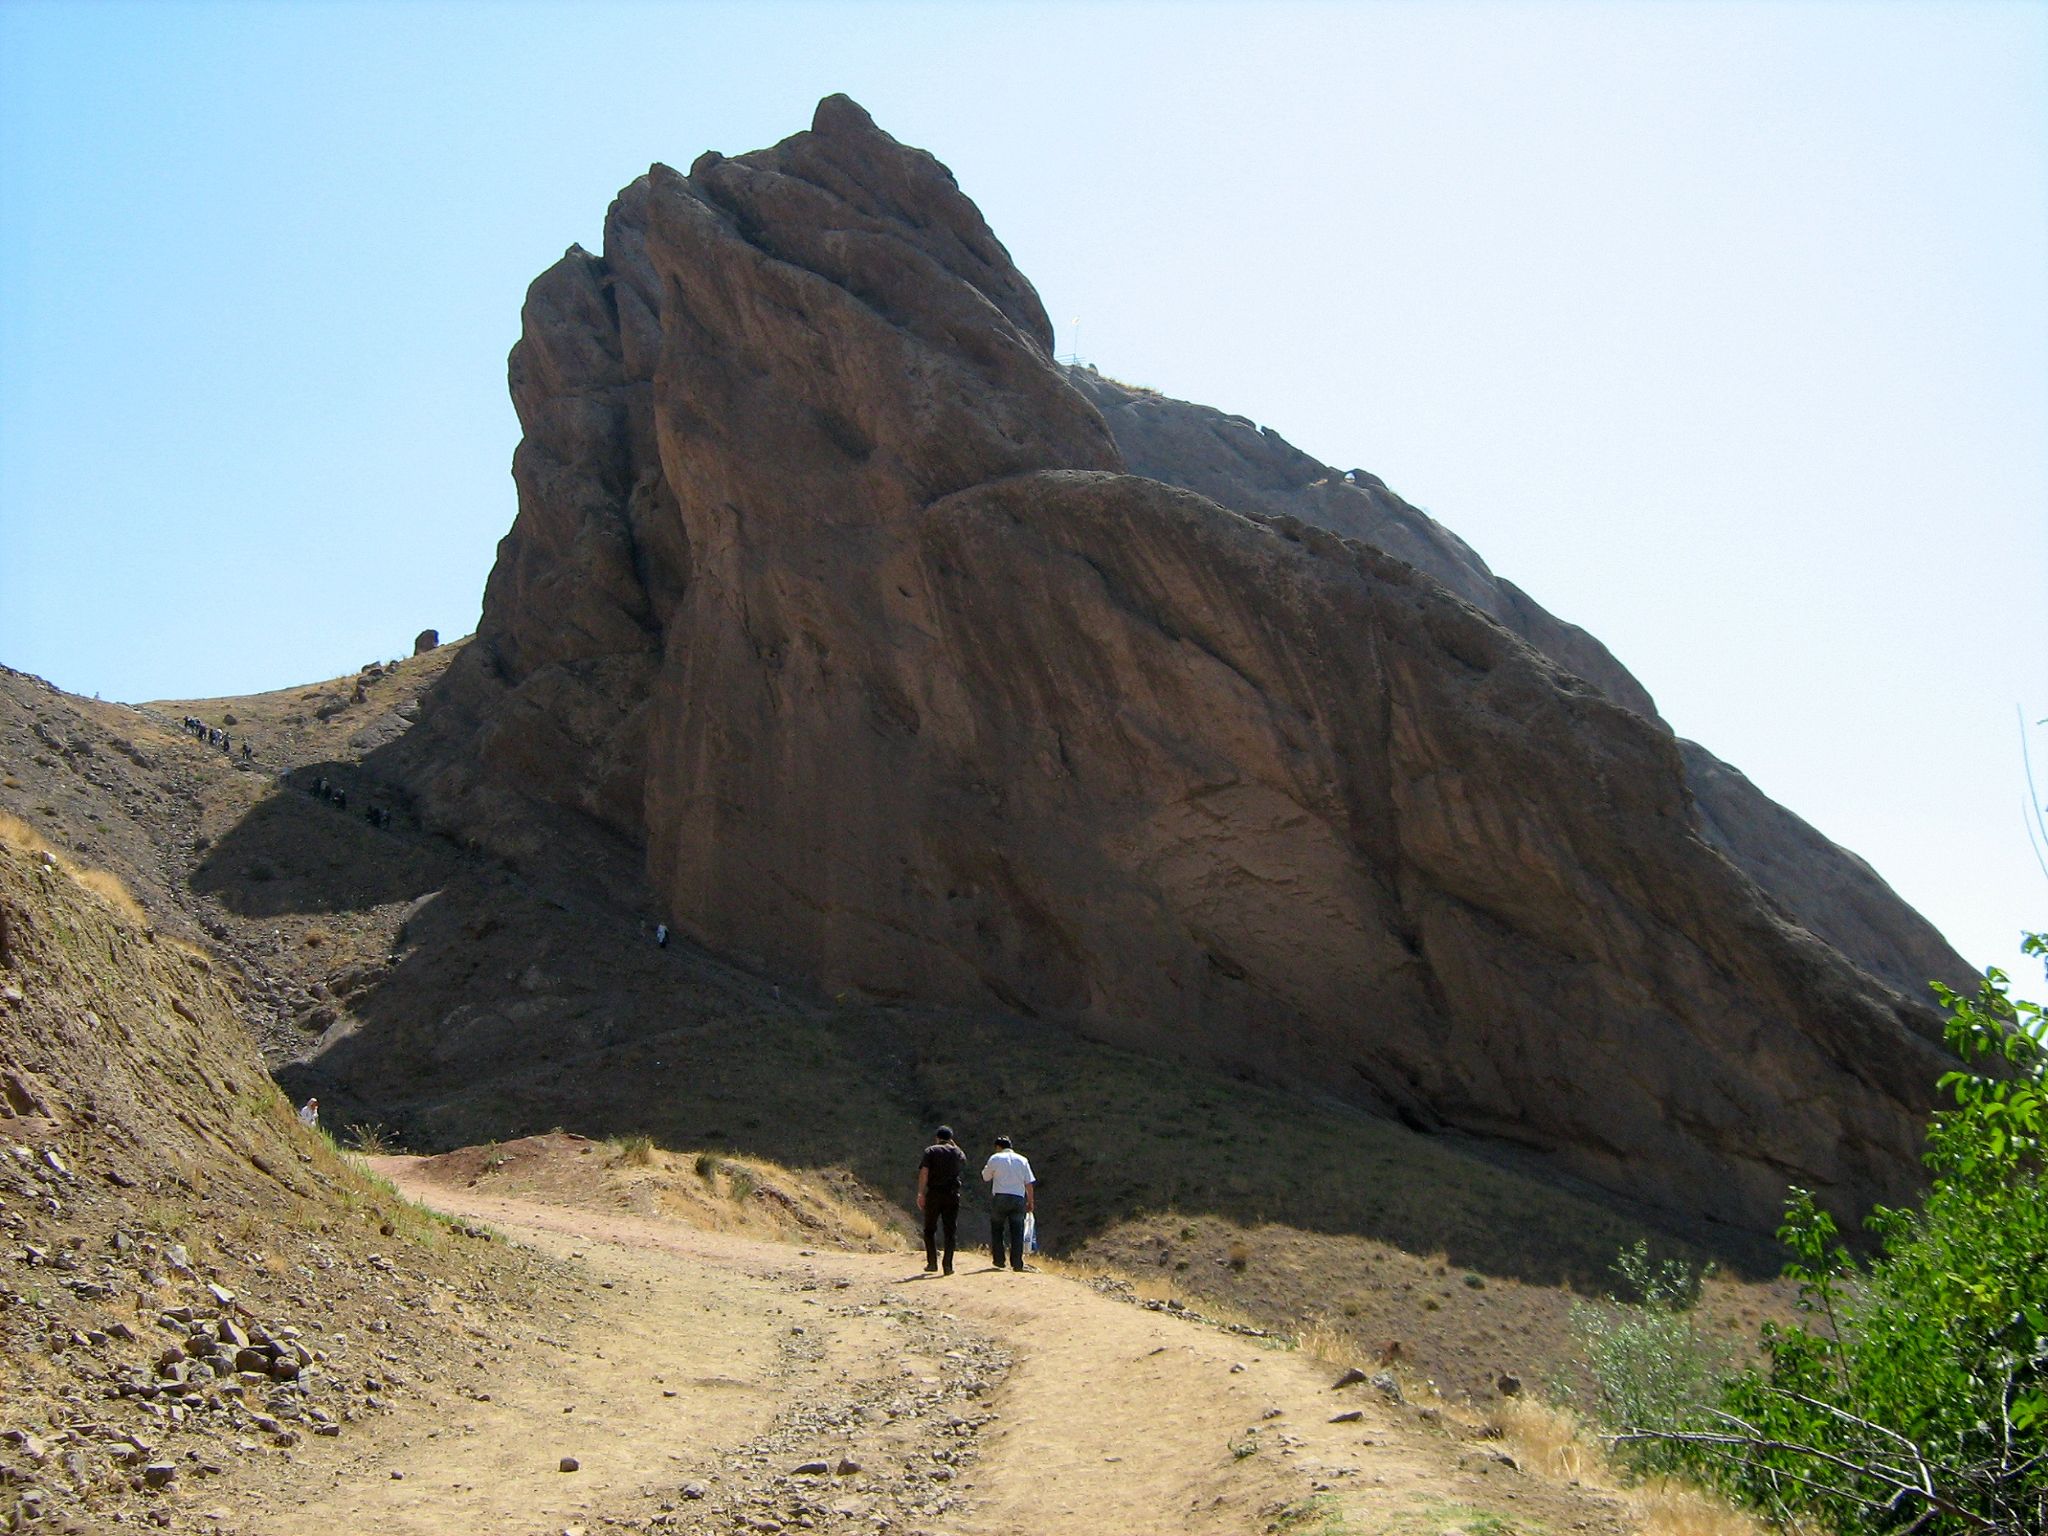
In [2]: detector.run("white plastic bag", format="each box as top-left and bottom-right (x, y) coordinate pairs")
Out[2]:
(1023, 1212), (1039, 1254)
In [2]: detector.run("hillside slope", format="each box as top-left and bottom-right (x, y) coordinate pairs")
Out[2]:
(0, 654), (1800, 1411)
(0, 815), (570, 1533)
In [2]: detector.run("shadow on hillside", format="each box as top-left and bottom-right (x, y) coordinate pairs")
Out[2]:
(192, 764), (458, 918)
(176, 745), (1782, 1285)
(270, 859), (1782, 1287)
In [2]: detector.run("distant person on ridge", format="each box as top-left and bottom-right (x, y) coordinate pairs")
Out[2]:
(916, 1125), (965, 1275)
(297, 1097), (319, 1129)
(654, 923), (669, 949)
(982, 1135), (1035, 1271)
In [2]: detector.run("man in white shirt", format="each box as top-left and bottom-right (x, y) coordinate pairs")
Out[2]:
(981, 1136), (1035, 1271)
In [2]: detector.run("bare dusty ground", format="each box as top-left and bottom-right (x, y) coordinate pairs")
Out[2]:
(216, 1157), (1636, 1536)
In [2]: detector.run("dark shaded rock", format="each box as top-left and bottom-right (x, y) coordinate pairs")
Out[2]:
(388, 96), (1957, 1238)
(413, 629), (439, 655)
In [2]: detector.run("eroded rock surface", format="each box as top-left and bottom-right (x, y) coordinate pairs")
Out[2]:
(391, 95), (1960, 1235)
(1067, 368), (1969, 1002)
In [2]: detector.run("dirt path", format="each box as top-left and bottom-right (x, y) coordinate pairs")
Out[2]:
(217, 1163), (1633, 1536)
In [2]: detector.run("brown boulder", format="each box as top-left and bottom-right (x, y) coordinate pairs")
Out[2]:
(392, 97), (1955, 1235)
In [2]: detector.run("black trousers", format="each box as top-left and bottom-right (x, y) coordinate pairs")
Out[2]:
(923, 1198), (958, 1269)
(990, 1193), (1027, 1268)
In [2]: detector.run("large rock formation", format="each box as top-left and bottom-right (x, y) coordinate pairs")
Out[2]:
(393, 96), (1966, 1236)
(1064, 370), (1970, 1004)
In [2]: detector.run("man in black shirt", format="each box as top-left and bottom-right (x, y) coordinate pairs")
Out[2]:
(916, 1126), (965, 1274)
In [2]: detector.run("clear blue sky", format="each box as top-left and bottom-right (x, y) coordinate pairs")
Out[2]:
(2, 0), (2043, 984)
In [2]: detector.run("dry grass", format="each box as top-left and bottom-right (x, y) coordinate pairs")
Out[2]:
(2, 810), (150, 926)
(0, 809), (54, 856)
(161, 934), (212, 965)
(645, 1148), (896, 1248)
(1631, 1481), (1784, 1536)
(74, 866), (149, 926)
(428, 1133), (903, 1252)
(1293, 1316), (1359, 1368)
(1487, 1396), (1600, 1482)
(1482, 1397), (1783, 1536)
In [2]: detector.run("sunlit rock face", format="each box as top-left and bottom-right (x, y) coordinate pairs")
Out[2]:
(396, 95), (1963, 1237)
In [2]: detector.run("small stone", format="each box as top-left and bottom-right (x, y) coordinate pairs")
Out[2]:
(793, 1459), (830, 1475)
(559, 1456), (580, 1473)
(142, 1462), (177, 1488)
(681, 1480), (709, 1499)
(1371, 1371), (1404, 1404)
(390, 1469), (405, 1480)
(1332, 1367), (1368, 1389)
(1329, 1410), (1364, 1423)
(834, 1457), (861, 1476)
(1496, 1373), (1522, 1397)
(1229, 1362), (1246, 1373)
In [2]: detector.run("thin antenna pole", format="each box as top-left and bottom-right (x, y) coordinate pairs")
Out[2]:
(2021, 706), (2048, 883)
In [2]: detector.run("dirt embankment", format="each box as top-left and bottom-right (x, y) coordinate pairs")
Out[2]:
(0, 831), (576, 1535)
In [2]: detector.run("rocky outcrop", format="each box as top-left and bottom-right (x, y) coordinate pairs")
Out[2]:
(1067, 370), (1971, 1003)
(393, 96), (1962, 1236)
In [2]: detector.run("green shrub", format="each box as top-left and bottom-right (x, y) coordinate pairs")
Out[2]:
(1621, 936), (2048, 1535)
(1567, 1240), (1728, 1477)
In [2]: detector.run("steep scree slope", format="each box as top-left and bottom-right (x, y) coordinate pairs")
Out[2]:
(389, 95), (1955, 1237)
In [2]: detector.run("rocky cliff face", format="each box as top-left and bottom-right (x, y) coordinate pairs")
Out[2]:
(1064, 370), (1971, 1004)
(393, 96), (1963, 1236)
